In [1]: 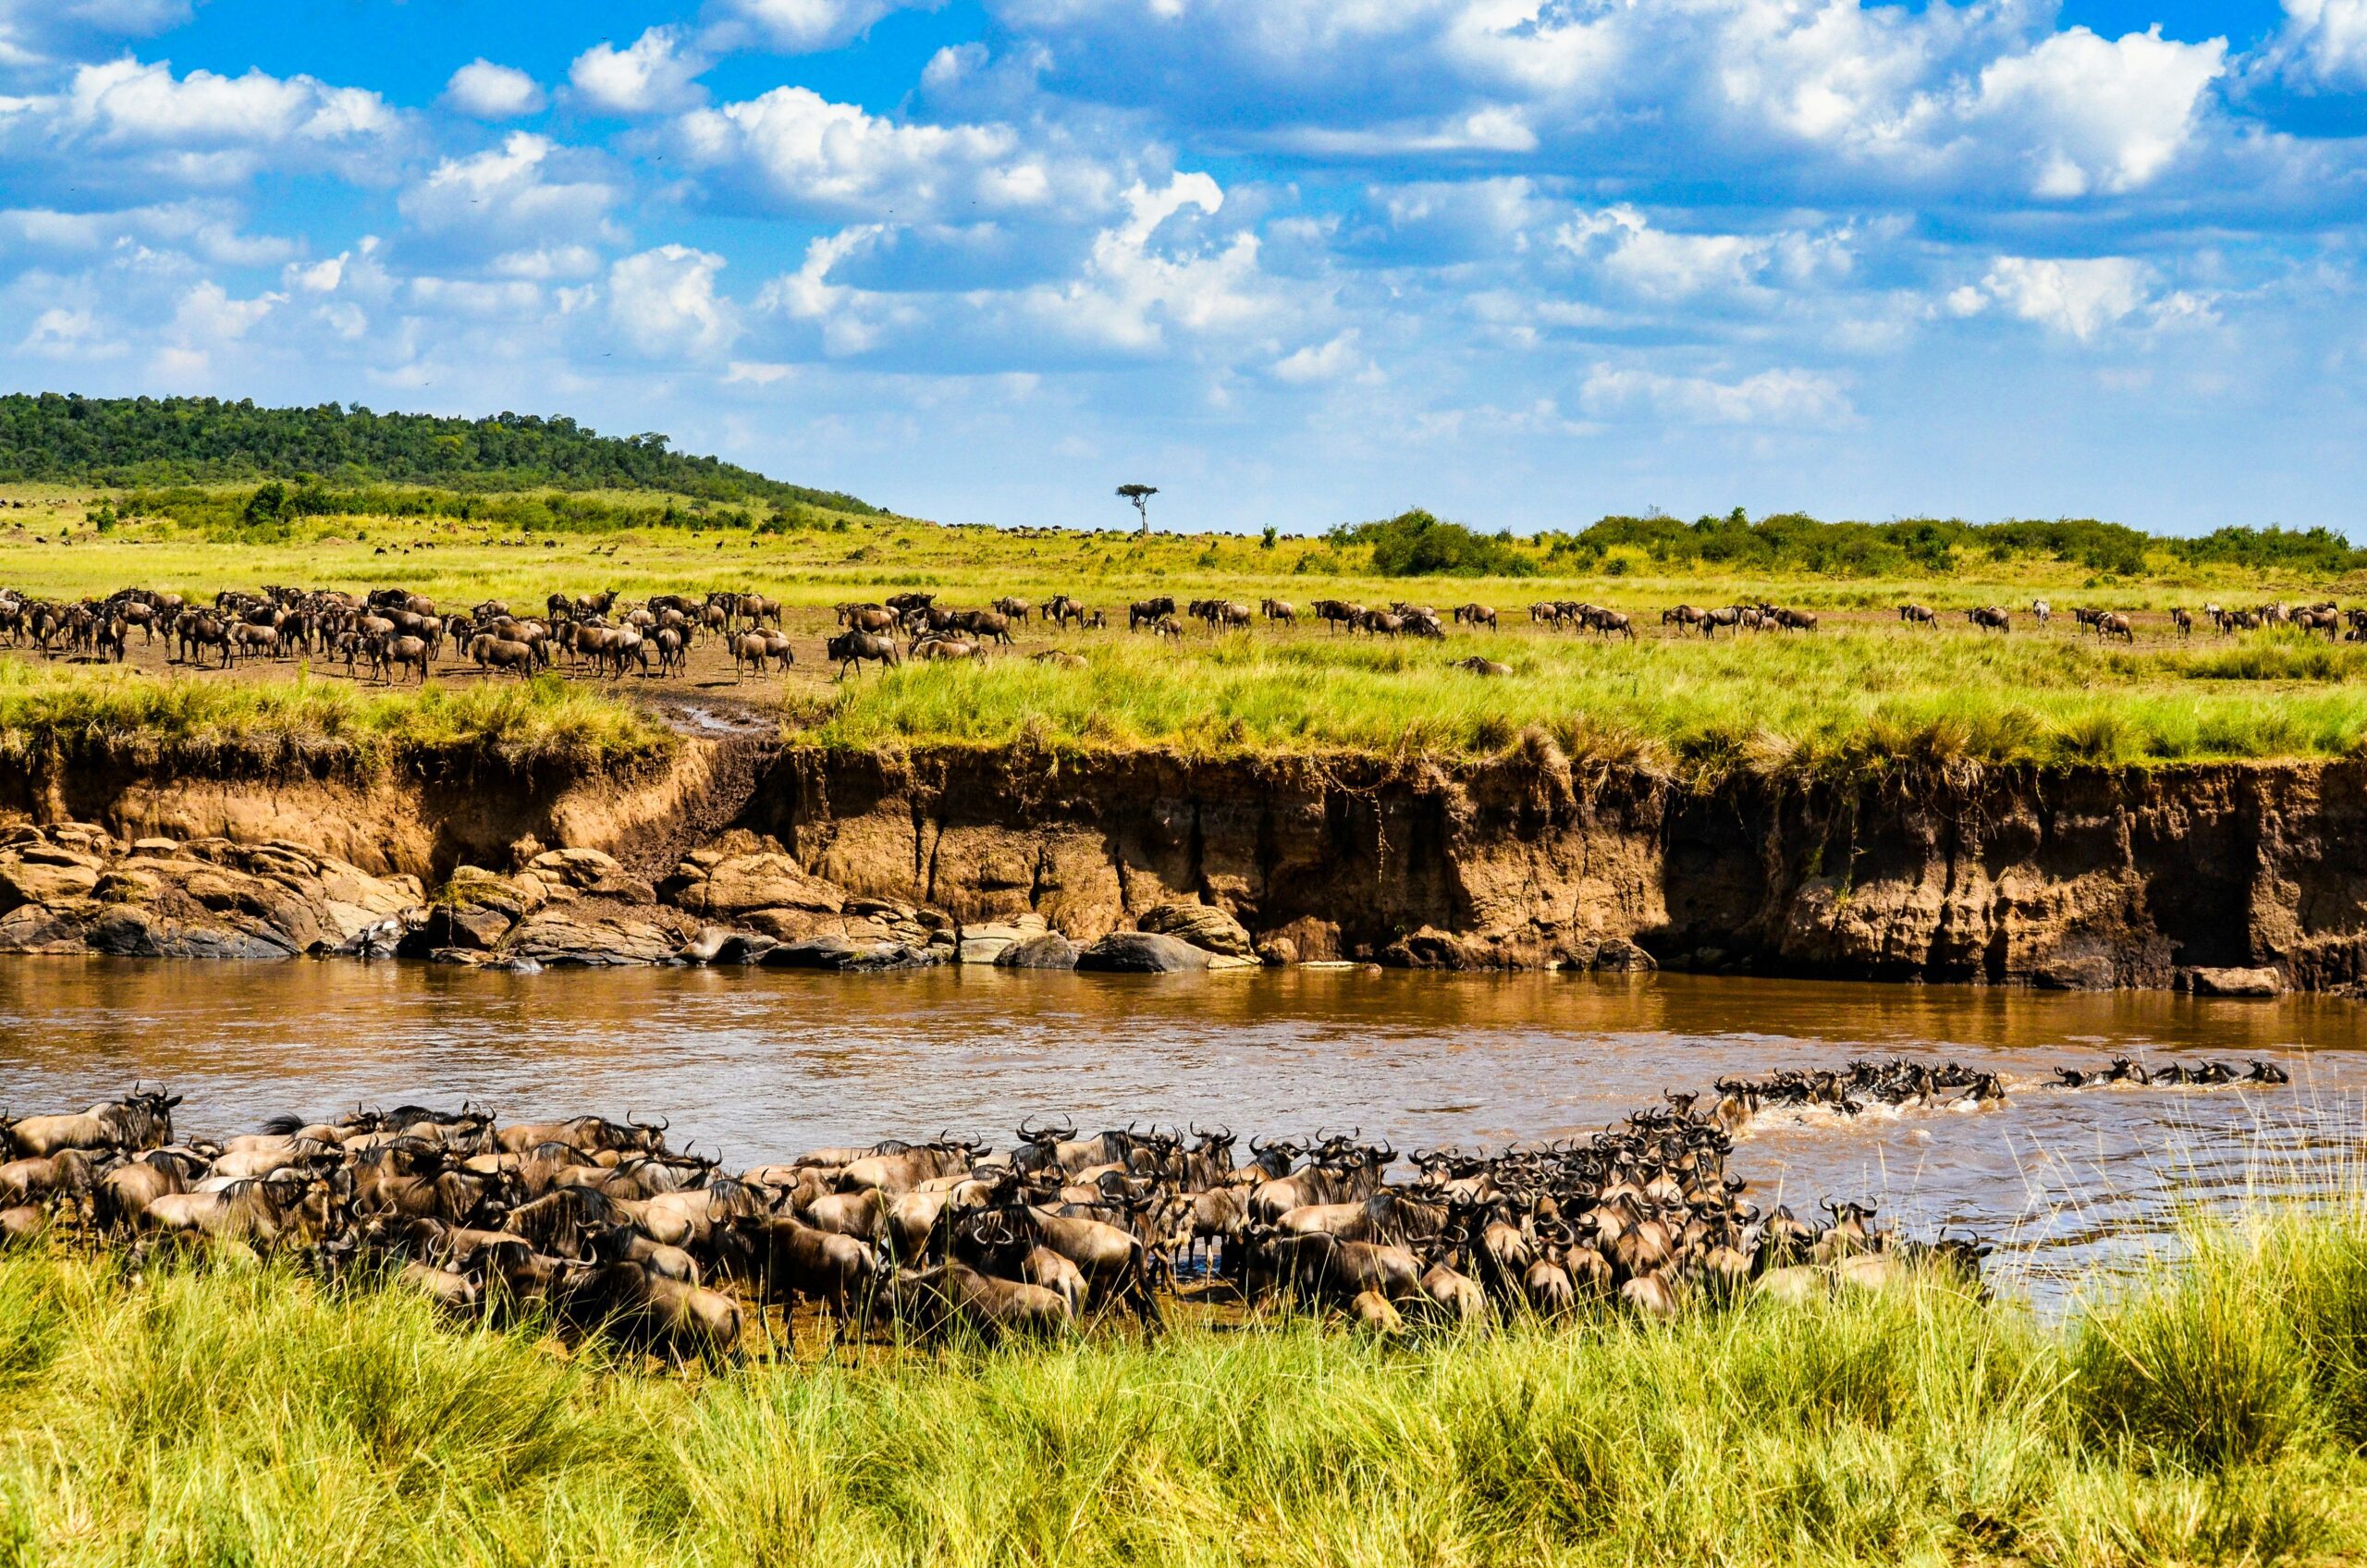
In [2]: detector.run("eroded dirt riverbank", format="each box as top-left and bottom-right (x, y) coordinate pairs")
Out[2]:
(1, 733), (2363, 993)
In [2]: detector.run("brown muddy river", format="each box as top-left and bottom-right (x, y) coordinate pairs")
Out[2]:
(4, 960), (2362, 1292)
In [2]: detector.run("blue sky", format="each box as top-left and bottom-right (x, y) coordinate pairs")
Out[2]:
(3, 0), (2365, 534)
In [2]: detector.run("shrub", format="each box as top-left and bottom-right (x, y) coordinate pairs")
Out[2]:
(1329, 509), (1538, 577)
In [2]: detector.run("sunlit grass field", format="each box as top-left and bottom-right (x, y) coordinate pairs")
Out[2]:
(0, 661), (673, 772)
(6, 486), (2367, 773)
(2, 1207), (2365, 1567)
(800, 627), (2367, 772)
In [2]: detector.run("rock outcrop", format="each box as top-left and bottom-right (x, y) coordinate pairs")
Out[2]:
(1136, 900), (1254, 957)
(725, 745), (2367, 994)
(1074, 931), (1219, 974)
(0, 824), (423, 959)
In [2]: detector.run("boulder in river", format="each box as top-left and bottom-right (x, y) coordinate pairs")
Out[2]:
(503, 907), (681, 967)
(1136, 900), (1254, 957)
(664, 849), (847, 920)
(1075, 931), (1214, 974)
(994, 932), (1081, 970)
(761, 935), (943, 972)
(2179, 965), (2284, 998)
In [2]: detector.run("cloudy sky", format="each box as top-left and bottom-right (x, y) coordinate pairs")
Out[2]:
(1, 0), (2363, 533)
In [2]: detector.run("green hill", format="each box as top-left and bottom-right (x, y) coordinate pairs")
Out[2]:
(0, 393), (880, 513)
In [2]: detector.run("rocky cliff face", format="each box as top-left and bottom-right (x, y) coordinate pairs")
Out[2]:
(0, 735), (2361, 993)
(731, 742), (2367, 993)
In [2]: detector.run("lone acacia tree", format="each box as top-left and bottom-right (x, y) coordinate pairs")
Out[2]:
(1116, 483), (1158, 533)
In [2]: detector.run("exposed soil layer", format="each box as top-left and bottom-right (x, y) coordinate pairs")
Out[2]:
(1, 733), (2359, 992)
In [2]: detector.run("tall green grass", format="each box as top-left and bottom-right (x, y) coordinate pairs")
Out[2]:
(0, 662), (672, 773)
(803, 628), (2367, 775)
(3, 1216), (2365, 1566)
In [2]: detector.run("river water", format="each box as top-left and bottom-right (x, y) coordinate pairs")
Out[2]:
(4, 960), (2362, 1292)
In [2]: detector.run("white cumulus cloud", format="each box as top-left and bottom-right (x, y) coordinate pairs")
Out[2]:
(1271, 329), (1369, 384)
(3, 55), (399, 187)
(398, 132), (623, 260)
(2275, 0), (2367, 89)
(1968, 26), (2226, 198)
(1969, 255), (2153, 340)
(570, 26), (707, 116)
(1016, 173), (1281, 353)
(669, 85), (1110, 223)
(608, 243), (738, 358)
(710, 0), (945, 54)
(1578, 363), (1853, 426)
(444, 59), (545, 119)
(1556, 206), (1772, 300)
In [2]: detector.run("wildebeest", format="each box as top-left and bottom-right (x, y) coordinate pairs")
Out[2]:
(8, 1089), (178, 1158)
(1312, 600), (1364, 634)
(561, 1246), (742, 1366)
(735, 1212), (881, 1323)
(469, 634), (536, 677)
(135, 1171), (341, 1254)
(876, 1261), (1071, 1343)
(828, 630), (900, 677)
(31, 1056), (2272, 1356)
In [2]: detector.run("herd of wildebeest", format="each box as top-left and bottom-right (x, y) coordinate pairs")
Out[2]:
(0, 579), (2355, 688)
(0, 1055), (2289, 1362)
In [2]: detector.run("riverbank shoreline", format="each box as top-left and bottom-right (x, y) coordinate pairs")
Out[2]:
(0, 732), (2361, 994)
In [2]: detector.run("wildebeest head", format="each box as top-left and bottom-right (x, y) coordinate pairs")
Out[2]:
(1012, 1118), (1075, 1174)
(115, 1084), (181, 1150)
(1245, 1135), (1301, 1178)
(1821, 1199), (1878, 1240)
(621, 1111), (670, 1154)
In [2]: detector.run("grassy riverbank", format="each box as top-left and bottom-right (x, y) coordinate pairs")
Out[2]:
(799, 628), (2367, 771)
(3, 1211), (2366, 1566)
(0, 661), (673, 773)
(8, 495), (2367, 773)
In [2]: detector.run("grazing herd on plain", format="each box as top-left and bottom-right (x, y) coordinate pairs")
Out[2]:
(0, 579), (2355, 688)
(0, 1055), (2287, 1362)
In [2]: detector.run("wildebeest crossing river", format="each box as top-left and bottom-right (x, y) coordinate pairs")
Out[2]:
(4, 960), (2361, 1295)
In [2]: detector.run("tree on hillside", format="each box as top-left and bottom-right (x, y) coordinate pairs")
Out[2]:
(1117, 483), (1158, 533)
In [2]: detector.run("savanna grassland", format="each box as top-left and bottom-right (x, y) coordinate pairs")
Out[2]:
(8, 479), (2367, 777)
(4, 1207), (2367, 1568)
